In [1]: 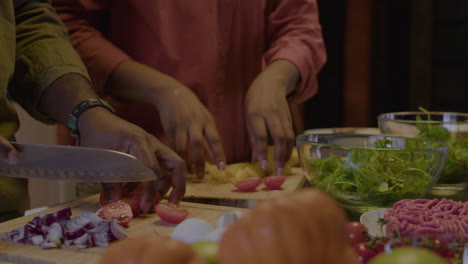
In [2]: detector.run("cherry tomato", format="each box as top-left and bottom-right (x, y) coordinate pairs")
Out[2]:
(262, 175), (286, 190)
(155, 203), (189, 224)
(96, 201), (133, 227)
(232, 177), (261, 192)
(353, 242), (377, 263)
(347, 222), (369, 246)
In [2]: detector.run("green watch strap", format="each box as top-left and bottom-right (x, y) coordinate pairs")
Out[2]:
(67, 98), (115, 138)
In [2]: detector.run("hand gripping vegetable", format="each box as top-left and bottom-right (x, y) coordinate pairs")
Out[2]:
(218, 188), (360, 264)
(99, 236), (207, 264)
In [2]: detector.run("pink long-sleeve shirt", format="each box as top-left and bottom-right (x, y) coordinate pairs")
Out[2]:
(54, 0), (326, 163)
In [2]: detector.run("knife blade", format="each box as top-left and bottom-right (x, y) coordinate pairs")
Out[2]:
(0, 142), (157, 182)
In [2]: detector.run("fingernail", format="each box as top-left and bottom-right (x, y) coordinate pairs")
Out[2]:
(217, 161), (226, 170)
(261, 160), (268, 170)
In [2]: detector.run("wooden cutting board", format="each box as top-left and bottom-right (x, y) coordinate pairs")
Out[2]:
(0, 195), (247, 264)
(185, 168), (307, 201)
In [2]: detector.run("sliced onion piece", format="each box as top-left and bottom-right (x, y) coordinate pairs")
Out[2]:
(40, 241), (59, 249)
(45, 222), (64, 247)
(65, 212), (102, 233)
(31, 235), (44, 246)
(87, 221), (110, 247)
(171, 218), (213, 244)
(73, 233), (90, 249)
(109, 219), (127, 241)
(215, 211), (244, 228)
(45, 207), (72, 226)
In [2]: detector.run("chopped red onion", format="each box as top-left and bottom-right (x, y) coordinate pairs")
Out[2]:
(108, 218), (127, 240)
(0, 207), (127, 249)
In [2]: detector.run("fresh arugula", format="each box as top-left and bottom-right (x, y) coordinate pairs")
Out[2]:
(415, 107), (468, 183)
(306, 138), (437, 207)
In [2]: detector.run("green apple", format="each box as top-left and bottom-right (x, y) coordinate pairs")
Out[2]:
(368, 247), (447, 264)
(191, 241), (219, 264)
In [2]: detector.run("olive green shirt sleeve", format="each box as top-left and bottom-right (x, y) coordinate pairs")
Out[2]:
(8, 0), (91, 123)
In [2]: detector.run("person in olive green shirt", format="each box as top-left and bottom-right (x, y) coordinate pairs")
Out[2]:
(0, 0), (186, 222)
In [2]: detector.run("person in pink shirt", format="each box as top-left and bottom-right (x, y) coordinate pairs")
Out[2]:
(53, 0), (326, 179)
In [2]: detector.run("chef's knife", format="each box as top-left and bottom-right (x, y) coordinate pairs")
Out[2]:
(0, 142), (157, 182)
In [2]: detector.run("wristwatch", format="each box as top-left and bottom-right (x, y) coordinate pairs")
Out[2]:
(67, 98), (115, 138)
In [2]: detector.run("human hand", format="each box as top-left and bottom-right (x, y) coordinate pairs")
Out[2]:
(0, 136), (19, 165)
(106, 60), (226, 179)
(155, 84), (226, 179)
(245, 60), (299, 175)
(78, 107), (186, 213)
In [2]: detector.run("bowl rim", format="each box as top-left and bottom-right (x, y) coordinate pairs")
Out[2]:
(303, 127), (380, 135)
(295, 133), (449, 152)
(377, 111), (468, 124)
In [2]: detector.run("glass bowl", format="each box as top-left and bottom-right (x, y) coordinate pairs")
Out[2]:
(296, 134), (448, 213)
(378, 111), (468, 198)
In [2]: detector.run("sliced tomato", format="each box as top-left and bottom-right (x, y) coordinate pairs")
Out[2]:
(155, 203), (189, 224)
(232, 177), (261, 192)
(96, 201), (133, 227)
(262, 175), (286, 190)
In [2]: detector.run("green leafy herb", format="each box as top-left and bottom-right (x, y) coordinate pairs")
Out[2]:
(415, 107), (468, 183)
(306, 138), (436, 207)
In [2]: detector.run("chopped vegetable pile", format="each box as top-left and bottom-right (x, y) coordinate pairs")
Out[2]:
(0, 207), (127, 249)
(305, 138), (438, 207)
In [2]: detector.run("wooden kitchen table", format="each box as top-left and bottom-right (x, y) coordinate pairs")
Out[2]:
(0, 195), (247, 264)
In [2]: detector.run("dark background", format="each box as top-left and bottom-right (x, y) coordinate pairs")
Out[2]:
(304, 0), (468, 130)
